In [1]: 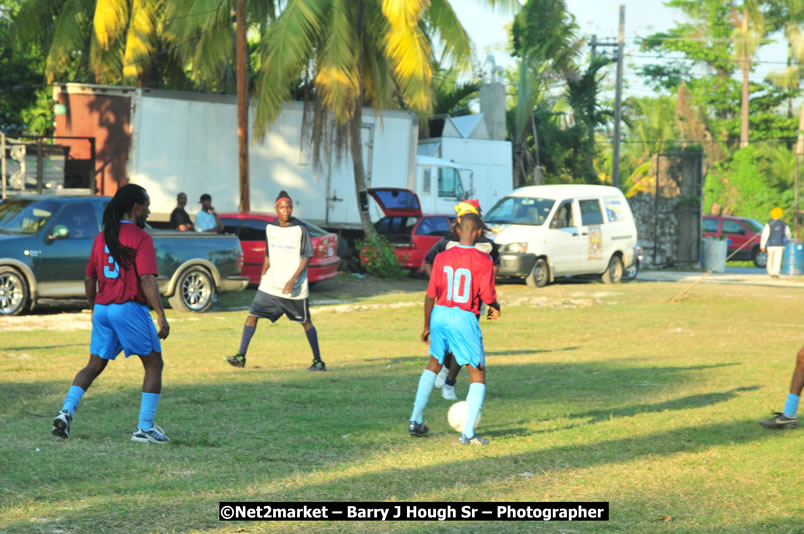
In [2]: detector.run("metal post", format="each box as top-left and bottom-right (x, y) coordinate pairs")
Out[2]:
(90, 138), (97, 195)
(796, 151), (801, 239)
(611, 5), (625, 188)
(36, 138), (43, 194)
(1, 132), (6, 199)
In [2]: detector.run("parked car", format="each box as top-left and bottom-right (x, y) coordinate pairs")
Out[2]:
(702, 215), (766, 267)
(219, 212), (340, 286)
(369, 188), (455, 272)
(0, 196), (249, 315)
(486, 184), (638, 287)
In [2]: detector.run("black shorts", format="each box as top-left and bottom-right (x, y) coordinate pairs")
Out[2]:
(249, 290), (310, 323)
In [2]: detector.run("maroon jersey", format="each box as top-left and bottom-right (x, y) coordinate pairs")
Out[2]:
(86, 222), (158, 305)
(426, 244), (496, 315)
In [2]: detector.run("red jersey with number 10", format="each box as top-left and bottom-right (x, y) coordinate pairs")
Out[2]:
(86, 222), (158, 305)
(426, 245), (496, 315)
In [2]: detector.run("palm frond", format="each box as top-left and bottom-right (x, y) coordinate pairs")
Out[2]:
(425, 0), (471, 70)
(92, 0), (129, 50)
(314, 0), (360, 123)
(381, 0), (433, 114)
(254, 0), (327, 138)
(123, 0), (160, 82)
(46, 0), (95, 83)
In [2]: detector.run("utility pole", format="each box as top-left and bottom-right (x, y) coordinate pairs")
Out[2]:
(611, 5), (625, 188)
(236, 0), (250, 212)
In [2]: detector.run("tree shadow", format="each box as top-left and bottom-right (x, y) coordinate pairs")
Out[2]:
(1, 343), (85, 351)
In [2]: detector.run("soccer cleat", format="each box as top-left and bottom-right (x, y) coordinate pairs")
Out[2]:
(408, 421), (429, 437)
(52, 409), (72, 439)
(459, 434), (489, 446)
(224, 353), (246, 368)
(307, 360), (327, 372)
(131, 425), (170, 443)
(441, 384), (457, 401)
(434, 367), (448, 389)
(759, 413), (798, 429)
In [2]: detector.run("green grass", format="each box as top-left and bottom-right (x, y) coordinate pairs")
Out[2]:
(2, 277), (803, 533)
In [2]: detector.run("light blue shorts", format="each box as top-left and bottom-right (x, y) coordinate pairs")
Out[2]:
(429, 305), (485, 369)
(90, 302), (161, 360)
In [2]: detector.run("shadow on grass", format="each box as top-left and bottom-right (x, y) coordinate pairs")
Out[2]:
(1, 343), (85, 351)
(362, 346), (582, 364)
(0, 357), (762, 532)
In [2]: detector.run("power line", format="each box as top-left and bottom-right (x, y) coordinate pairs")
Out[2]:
(625, 53), (792, 66)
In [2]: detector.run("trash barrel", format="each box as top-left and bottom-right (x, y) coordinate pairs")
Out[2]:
(780, 242), (804, 276)
(702, 237), (727, 273)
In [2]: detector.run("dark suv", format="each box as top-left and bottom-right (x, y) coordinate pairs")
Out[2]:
(702, 215), (766, 267)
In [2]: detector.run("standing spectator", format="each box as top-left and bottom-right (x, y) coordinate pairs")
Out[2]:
(51, 184), (171, 443)
(760, 207), (791, 277)
(169, 192), (194, 231)
(195, 193), (224, 233)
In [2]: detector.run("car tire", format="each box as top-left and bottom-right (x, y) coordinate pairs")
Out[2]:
(601, 255), (624, 284)
(623, 262), (639, 281)
(0, 266), (29, 316)
(525, 258), (549, 288)
(168, 267), (215, 313)
(752, 247), (767, 268)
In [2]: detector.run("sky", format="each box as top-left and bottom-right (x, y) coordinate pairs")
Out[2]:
(450, 0), (790, 99)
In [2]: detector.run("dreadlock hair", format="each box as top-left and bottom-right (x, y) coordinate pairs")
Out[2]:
(103, 184), (148, 268)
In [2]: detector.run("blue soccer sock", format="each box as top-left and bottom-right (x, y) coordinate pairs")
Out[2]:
(138, 392), (161, 431)
(238, 324), (256, 356)
(462, 383), (486, 438)
(305, 326), (322, 363)
(61, 385), (85, 417)
(783, 393), (800, 418)
(410, 370), (437, 424)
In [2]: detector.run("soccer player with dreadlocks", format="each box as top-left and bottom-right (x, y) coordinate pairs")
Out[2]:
(52, 184), (171, 443)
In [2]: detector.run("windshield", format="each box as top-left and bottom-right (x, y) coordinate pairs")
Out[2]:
(0, 199), (60, 235)
(744, 218), (764, 233)
(302, 219), (331, 237)
(485, 197), (556, 226)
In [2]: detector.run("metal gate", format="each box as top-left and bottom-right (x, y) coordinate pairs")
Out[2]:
(651, 151), (705, 266)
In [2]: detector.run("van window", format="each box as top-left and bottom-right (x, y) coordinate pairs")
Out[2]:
(604, 197), (627, 222)
(550, 201), (575, 229)
(485, 197), (555, 226)
(438, 167), (463, 199)
(579, 199), (604, 226)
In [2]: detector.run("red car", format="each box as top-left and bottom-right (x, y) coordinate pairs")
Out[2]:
(702, 214), (766, 267)
(369, 188), (455, 272)
(219, 212), (340, 285)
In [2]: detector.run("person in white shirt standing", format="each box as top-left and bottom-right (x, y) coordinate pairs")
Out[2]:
(760, 207), (791, 277)
(223, 190), (325, 372)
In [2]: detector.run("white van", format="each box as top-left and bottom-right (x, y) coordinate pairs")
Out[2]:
(484, 185), (638, 287)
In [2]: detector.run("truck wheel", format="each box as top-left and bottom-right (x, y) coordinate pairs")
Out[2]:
(752, 247), (767, 268)
(525, 258), (549, 288)
(601, 255), (624, 284)
(168, 267), (215, 313)
(0, 266), (29, 316)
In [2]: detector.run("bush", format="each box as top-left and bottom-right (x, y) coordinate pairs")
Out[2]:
(357, 234), (408, 279)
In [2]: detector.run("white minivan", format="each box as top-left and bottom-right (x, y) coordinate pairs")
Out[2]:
(484, 185), (638, 287)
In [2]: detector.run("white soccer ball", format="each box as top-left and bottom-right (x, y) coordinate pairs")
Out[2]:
(447, 400), (481, 433)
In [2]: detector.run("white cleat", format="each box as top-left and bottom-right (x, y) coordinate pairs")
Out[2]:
(441, 384), (457, 400)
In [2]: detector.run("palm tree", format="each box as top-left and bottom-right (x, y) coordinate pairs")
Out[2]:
(14, 0), (178, 86)
(730, 0), (764, 148)
(509, 0), (582, 186)
(252, 0), (472, 237)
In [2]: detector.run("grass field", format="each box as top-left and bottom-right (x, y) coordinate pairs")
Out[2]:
(1, 275), (803, 533)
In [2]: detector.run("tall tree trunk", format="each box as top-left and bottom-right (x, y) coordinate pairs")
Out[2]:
(349, 103), (377, 239)
(740, 60), (750, 149)
(236, 0), (249, 211)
